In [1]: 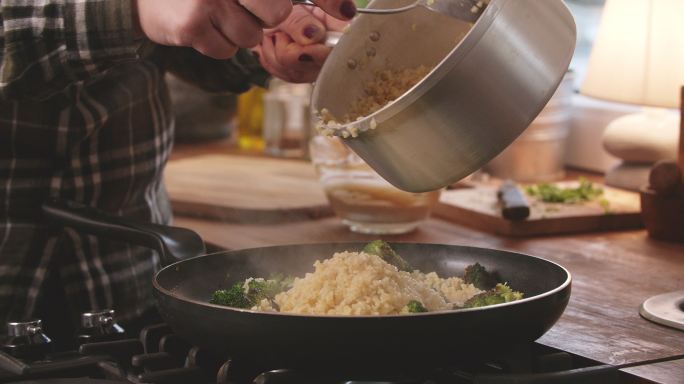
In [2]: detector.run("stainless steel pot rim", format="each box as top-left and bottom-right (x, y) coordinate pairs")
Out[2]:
(313, 0), (504, 138)
(153, 242), (572, 319)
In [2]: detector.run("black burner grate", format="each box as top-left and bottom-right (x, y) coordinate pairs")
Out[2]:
(0, 323), (643, 384)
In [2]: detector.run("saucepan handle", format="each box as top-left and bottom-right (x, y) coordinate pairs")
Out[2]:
(324, 31), (343, 47)
(42, 199), (205, 266)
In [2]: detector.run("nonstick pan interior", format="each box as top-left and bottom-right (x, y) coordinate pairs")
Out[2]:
(154, 243), (571, 368)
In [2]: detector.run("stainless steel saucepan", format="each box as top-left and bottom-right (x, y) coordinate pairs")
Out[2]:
(311, 0), (577, 192)
(294, 0), (486, 23)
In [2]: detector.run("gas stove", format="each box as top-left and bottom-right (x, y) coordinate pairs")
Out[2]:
(0, 310), (651, 384)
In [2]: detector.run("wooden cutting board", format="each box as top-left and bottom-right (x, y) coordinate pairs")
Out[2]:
(434, 182), (643, 236)
(164, 154), (332, 223)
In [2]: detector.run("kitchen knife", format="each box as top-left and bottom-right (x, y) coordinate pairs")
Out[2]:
(497, 180), (530, 221)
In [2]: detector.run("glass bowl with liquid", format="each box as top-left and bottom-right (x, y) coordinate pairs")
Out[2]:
(310, 135), (441, 234)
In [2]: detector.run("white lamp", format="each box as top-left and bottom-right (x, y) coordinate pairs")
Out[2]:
(581, 0), (684, 168)
(583, 1), (684, 327)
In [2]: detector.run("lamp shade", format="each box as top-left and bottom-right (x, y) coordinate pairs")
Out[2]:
(581, 0), (684, 109)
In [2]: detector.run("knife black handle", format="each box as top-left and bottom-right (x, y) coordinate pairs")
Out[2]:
(497, 181), (531, 221)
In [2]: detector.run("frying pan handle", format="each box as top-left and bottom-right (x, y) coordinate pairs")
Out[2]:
(42, 199), (205, 266)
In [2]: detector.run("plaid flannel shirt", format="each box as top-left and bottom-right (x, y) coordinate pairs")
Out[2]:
(0, 0), (268, 327)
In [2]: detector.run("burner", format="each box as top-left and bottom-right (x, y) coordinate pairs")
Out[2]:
(12, 380), (120, 384)
(77, 310), (126, 345)
(1, 320), (52, 361)
(0, 316), (646, 384)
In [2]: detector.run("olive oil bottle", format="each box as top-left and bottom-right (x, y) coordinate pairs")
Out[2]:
(236, 87), (266, 151)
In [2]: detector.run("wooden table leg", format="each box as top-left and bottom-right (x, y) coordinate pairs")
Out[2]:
(679, 87), (684, 172)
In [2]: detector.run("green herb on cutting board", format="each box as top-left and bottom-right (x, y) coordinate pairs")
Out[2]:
(599, 198), (612, 214)
(525, 177), (604, 204)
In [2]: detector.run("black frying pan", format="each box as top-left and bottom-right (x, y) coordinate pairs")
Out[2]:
(43, 200), (571, 369)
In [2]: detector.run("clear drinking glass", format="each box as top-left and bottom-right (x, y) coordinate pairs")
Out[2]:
(310, 135), (441, 234)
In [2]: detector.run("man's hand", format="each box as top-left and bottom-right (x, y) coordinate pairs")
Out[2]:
(134, 0), (356, 60)
(254, 6), (349, 83)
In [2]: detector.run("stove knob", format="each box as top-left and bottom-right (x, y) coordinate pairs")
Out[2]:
(8, 320), (44, 337)
(2, 319), (52, 360)
(77, 309), (125, 345)
(81, 309), (116, 329)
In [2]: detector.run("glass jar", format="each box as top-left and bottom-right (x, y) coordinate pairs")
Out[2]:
(310, 135), (441, 234)
(263, 79), (312, 158)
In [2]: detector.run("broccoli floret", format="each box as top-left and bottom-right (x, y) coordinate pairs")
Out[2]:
(210, 282), (252, 308)
(243, 278), (268, 304)
(406, 300), (428, 313)
(463, 263), (500, 290)
(210, 275), (293, 309)
(363, 240), (412, 272)
(244, 277), (293, 303)
(265, 274), (294, 294)
(463, 283), (524, 309)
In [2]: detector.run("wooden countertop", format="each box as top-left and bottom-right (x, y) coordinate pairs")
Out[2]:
(169, 140), (684, 384)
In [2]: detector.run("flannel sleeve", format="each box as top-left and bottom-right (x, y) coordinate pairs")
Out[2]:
(153, 45), (271, 94)
(0, 0), (141, 101)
